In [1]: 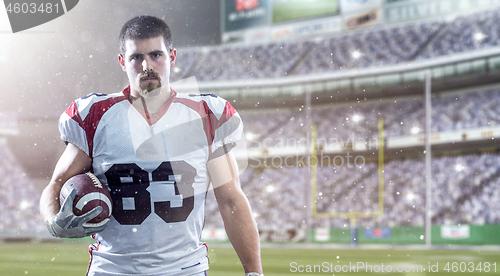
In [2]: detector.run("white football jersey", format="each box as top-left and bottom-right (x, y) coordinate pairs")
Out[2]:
(59, 86), (243, 276)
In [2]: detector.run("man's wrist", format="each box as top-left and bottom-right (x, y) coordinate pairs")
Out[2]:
(245, 273), (263, 276)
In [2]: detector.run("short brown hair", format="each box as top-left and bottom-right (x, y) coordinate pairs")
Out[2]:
(119, 15), (172, 55)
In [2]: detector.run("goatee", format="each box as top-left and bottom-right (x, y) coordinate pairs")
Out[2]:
(137, 71), (162, 98)
(139, 86), (162, 98)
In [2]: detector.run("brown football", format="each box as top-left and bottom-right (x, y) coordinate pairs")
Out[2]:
(59, 172), (112, 223)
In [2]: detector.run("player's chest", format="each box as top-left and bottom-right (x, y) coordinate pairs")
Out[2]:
(93, 104), (210, 163)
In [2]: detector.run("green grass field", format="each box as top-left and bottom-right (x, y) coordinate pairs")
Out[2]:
(0, 242), (499, 275)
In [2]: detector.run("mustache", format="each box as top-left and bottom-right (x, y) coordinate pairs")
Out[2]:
(140, 70), (160, 79)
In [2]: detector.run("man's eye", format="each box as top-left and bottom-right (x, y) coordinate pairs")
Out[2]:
(131, 55), (141, 60)
(152, 53), (161, 58)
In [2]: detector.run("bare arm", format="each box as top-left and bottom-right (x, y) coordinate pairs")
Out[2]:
(207, 151), (263, 274)
(39, 143), (92, 221)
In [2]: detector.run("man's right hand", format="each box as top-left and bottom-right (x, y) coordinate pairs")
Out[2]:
(45, 189), (110, 238)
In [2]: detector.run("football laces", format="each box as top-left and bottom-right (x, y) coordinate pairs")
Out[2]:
(85, 172), (103, 189)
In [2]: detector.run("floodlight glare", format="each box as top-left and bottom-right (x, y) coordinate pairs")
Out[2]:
(474, 32), (487, 42)
(352, 50), (362, 59)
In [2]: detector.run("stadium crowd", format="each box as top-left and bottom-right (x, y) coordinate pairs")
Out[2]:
(0, 143), (43, 233)
(171, 8), (500, 82)
(203, 86), (500, 231)
(204, 152), (500, 230)
(240, 88), (500, 147)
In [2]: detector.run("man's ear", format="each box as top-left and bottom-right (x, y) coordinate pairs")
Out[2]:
(118, 54), (126, 71)
(170, 48), (177, 68)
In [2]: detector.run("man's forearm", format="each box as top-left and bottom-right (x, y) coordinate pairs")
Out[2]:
(40, 182), (62, 221)
(208, 151), (263, 274)
(40, 143), (92, 222)
(219, 195), (263, 274)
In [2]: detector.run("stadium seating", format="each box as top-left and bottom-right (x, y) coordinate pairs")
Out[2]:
(418, 9), (500, 60)
(240, 88), (500, 146)
(171, 8), (500, 82)
(205, 152), (500, 229)
(204, 85), (500, 230)
(0, 143), (43, 233)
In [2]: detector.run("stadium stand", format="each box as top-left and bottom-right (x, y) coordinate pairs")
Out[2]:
(170, 8), (500, 82)
(0, 142), (44, 234)
(204, 84), (500, 230)
(205, 152), (500, 230)
(170, 50), (203, 81)
(418, 9), (500, 60)
(240, 88), (500, 147)
(294, 20), (445, 74)
(187, 41), (313, 81)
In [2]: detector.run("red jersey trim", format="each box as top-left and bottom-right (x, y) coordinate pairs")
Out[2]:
(65, 101), (84, 129)
(217, 101), (237, 129)
(65, 89), (129, 158)
(173, 97), (238, 154)
(86, 242), (100, 276)
(129, 87), (177, 126)
(173, 98), (218, 153)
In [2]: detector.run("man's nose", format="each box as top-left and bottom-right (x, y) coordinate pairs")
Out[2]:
(142, 59), (152, 71)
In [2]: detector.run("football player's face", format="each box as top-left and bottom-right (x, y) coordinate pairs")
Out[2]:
(118, 36), (176, 99)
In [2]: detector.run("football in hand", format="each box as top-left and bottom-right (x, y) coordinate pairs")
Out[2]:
(59, 172), (112, 224)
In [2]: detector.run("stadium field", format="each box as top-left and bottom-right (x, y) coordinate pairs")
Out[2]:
(0, 242), (499, 275)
